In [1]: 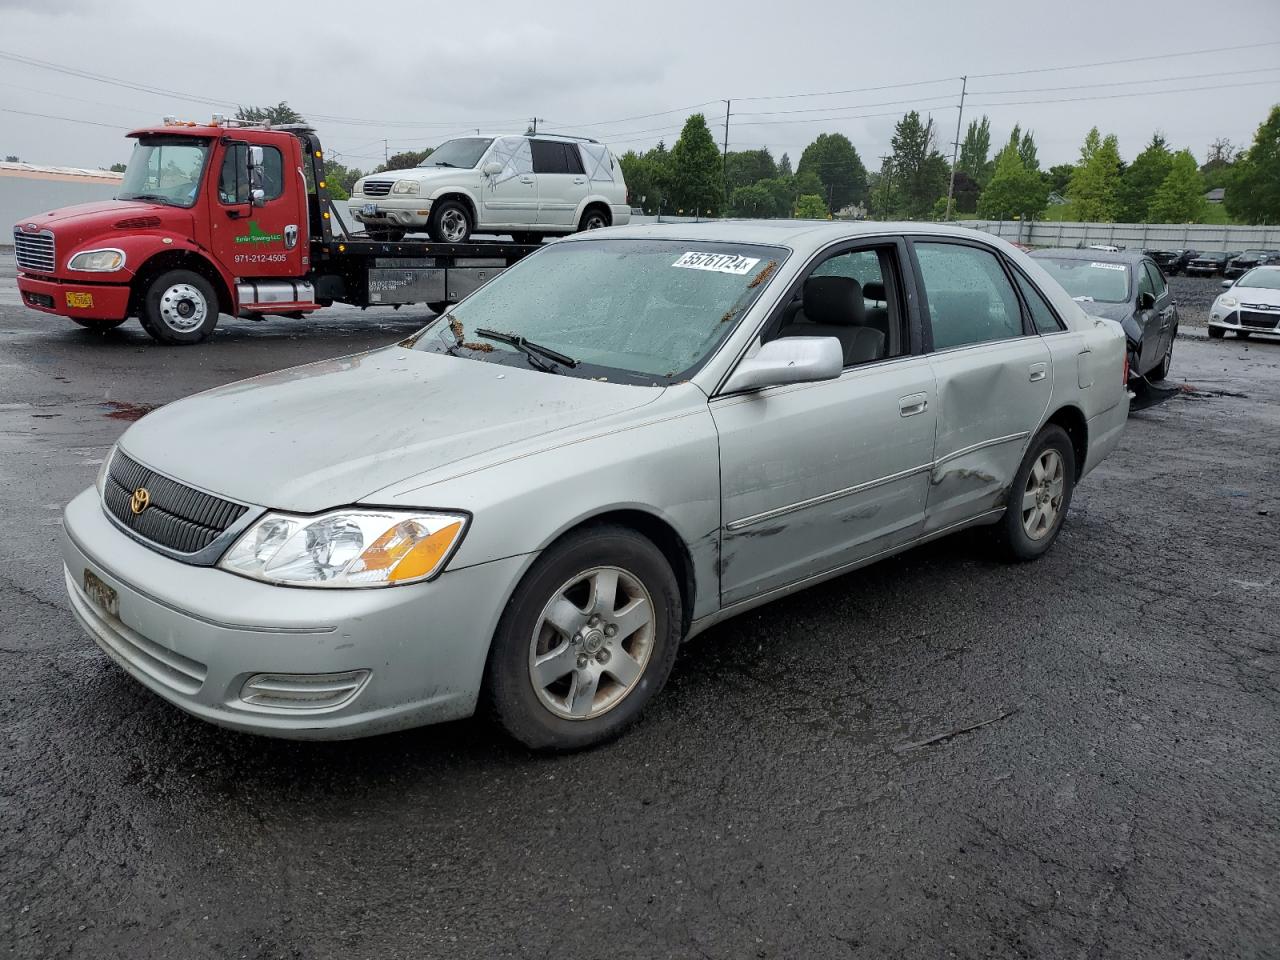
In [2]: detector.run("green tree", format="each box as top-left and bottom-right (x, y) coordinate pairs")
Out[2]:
(108, 162), (126, 173)
(376, 149), (432, 172)
(1225, 105), (1280, 225)
(887, 111), (950, 218)
(1115, 133), (1172, 222)
(723, 148), (777, 195)
(235, 101), (304, 125)
(958, 115), (993, 186)
(1067, 127), (1122, 222)
(668, 114), (723, 214)
(793, 194), (828, 219)
(1017, 128), (1040, 172)
(1147, 149), (1207, 222)
(778, 152), (793, 177)
(1044, 163), (1074, 196)
(3, 154), (19, 163)
(797, 132), (868, 211)
(729, 183), (774, 217)
(950, 170), (981, 214)
(977, 139), (1046, 220)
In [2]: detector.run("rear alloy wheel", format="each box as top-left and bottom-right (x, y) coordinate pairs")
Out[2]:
(485, 525), (682, 750)
(1207, 326), (1225, 340)
(429, 200), (473, 243)
(1149, 339), (1173, 381)
(71, 318), (126, 331)
(141, 269), (219, 344)
(994, 425), (1076, 562)
(578, 207), (610, 232)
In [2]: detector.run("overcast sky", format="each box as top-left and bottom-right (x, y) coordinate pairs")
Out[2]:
(2, 0), (1278, 173)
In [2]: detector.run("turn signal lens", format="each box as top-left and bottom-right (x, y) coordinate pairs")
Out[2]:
(220, 509), (468, 588)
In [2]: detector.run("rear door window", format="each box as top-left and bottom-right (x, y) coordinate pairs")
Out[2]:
(914, 242), (1025, 350)
(1012, 270), (1064, 334)
(531, 140), (574, 175)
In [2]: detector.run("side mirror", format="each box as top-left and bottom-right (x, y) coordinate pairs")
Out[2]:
(1221, 279), (1233, 289)
(1136, 292), (1155, 311)
(248, 145), (265, 173)
(482, 161), (503, 176)
(721, 337), (843, 394)
(250, 188), (265, 208)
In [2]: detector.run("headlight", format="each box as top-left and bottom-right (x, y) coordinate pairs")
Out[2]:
(95, 443), (117, 496)
(68, 248), (126, 272)
(391, 180), (420, 195)
(1219, 296), (1238, 307)
(219, 508), (468, 588)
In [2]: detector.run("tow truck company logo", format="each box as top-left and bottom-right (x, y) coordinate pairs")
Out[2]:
(129, 487), (151, 515)
(234, 220), (283, 245)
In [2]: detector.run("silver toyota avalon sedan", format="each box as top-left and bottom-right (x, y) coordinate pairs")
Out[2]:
(62, 221), (1130, 750)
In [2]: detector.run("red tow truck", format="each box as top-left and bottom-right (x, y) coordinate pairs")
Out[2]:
(12, 117), (539, 344)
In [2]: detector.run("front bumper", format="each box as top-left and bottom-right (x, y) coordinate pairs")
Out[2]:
(17, 273), (132, 320)
(1209, 308), (1280, 335)
(349, 196), (433, 228)
(61, 487), (527, 739)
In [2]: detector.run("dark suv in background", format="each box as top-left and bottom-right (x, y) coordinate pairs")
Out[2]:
(1186, 251), (1232, 277)
(1225, 249), (1280, 279)
(1143, 249), (1198, 275)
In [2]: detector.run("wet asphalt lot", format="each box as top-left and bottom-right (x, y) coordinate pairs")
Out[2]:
(1, 262), (1277, 959)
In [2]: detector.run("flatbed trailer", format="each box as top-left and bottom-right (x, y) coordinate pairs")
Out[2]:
(12, 118), (542, 343)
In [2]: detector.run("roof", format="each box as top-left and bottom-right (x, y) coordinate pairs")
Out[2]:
(573, 219), (1004, 255)
(0, 161), (123, 183)
(1029, 247), (1147, 265)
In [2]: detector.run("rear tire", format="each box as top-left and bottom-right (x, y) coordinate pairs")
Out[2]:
(428, 199), (473, 243)
(577, 206), (610, 232)
(993, 425), (1076, 562)
(1207, 326), (1225, 340)
(484, 525), (682, 751)
(140, 269), (219, 345)
(71, 318), (126, 331)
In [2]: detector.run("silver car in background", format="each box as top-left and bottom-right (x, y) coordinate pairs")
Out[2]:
(1209, 265), (1280, 339)
(62, 221), (1129, 750)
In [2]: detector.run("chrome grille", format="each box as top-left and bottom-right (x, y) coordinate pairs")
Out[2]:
(13, 228), (55, 273)
(102, 450), (248, 555)
(362, 180), (394, 197)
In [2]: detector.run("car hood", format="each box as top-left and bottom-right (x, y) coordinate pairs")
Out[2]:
(1230, 286), (1280, 307)
(118, 347), (667, 513)
(16, 198), (185, 231)
(366, 167), (476, 185)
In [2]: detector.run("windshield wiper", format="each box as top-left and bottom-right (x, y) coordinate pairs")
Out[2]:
(430, 161), (458, 168)
(121, 193), (179, 207)
(474, 328), (579, 370)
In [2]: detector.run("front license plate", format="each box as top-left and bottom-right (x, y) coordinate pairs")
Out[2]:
(362, 203), (378, 216)
(82, 569), (118, 618)
(65, 291), (94, 309)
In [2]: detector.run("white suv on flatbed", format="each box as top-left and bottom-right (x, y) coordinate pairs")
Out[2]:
(350, 134), (630, 243)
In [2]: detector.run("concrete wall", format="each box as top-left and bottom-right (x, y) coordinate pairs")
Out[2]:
(1, 177), (121, 236)
(958, 219), (1280, 253)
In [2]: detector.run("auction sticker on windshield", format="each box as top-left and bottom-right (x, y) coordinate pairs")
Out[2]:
(673, 251), (761, 275)
(1089, 262), (1127, 271)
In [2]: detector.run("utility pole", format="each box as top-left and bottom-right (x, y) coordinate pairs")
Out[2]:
(945, 75), (967, 221)
(383, 139), (389, 164)
(721, 99), (731, 212)
(530, 117), (545, 135)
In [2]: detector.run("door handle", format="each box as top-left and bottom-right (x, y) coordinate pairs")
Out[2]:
(898, 393), (928, 417)
(573, 177), (586, 184)
(519, 176), (534, 184)
(1028, 362), (1047, 382)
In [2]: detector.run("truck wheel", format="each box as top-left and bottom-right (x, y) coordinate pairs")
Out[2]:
(993, 425), (1076, 562)
(141, 270), (219, 345)
(484, 525), (682, 751)
(429, 200), (472, 243)
(577, 207), (610, 232)
(71, 318), (126, 331)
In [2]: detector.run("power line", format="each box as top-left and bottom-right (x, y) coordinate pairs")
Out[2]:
(969, 39), (1280, 79)
(970, 65), (1280, 97)
(0, 106), (127, 130)
(735, 76), (960, 103)
(968, 78), (1280, 109)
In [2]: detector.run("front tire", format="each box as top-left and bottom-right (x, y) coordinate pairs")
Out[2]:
(428, 199), (473, 243)
(994, 425), (1076, 562)
(484, 525), (683, 751)
(140, 269), (219, 344)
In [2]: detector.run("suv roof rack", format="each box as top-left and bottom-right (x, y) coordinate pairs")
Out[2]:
(529, 132), (600, 144)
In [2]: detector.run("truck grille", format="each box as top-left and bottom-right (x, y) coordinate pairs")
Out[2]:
(102, 450), (249, 555)
(13, 228), (55, 273)
(1239, 311), (1280, 330)
(362, 180), (394, 197)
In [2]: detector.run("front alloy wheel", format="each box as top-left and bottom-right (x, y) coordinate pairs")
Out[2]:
(485, 525), (682, 750)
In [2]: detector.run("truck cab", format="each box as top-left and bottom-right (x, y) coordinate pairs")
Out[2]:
(14, 118), (321, 343)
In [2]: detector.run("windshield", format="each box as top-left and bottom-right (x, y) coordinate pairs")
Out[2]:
(1035, 257), (1130, 303)
(117, 136), (210, 207)
(1238, 268), (1280, 290)
(418, 138), (494, 169)
(410, 238), (788, 384)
